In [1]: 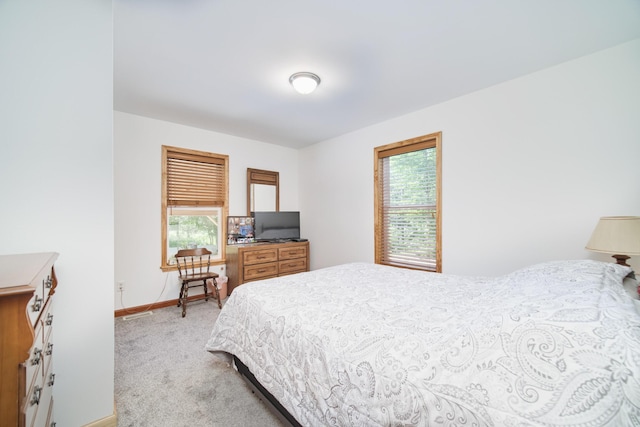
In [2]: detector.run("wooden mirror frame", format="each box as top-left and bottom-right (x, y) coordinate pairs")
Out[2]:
(247, 168), (279, 216)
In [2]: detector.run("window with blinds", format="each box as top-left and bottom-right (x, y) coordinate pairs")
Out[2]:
(374, 132), (441, 272)
(161, 146), (229, 270)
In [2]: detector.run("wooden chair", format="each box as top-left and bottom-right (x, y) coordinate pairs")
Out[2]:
(175, 248), (221, 317)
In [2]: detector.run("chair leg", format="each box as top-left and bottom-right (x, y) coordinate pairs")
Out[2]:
(213, 278), (222, 309)
(177, 282), (185, 307)
(182, 283), (188, 317)
(204, 279), (209, 302)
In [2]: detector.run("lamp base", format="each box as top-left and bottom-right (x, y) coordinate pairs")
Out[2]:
(612, 254), (631, 267)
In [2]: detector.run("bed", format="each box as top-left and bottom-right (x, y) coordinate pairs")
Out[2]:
(205, 260), (640, 426)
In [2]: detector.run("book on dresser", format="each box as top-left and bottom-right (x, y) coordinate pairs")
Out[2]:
(0, 252), (59, 427)
(225, 240), (309, 294)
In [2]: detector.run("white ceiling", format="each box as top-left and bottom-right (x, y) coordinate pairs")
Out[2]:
(114, 0), (640, 149)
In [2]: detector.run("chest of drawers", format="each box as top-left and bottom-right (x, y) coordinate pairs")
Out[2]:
(0, 252), (58, 427)
(226, 241), (309, 294)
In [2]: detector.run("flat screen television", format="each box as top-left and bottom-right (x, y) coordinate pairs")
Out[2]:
(252, 211), (300, 242)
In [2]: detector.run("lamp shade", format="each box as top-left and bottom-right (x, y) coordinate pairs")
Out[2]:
(585, 216), (640, 255)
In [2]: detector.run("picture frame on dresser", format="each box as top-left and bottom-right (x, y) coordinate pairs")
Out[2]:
(227, 216), (255, 245)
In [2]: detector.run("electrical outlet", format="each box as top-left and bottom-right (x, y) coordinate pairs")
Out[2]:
(118, 281), (124, 291)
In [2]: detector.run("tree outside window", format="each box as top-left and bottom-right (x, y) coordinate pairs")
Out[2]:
(167, 207), (221, 262)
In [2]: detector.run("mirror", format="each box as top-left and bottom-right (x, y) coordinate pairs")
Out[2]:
(252, 184), (276, 211)
(247, 168), (279, 215)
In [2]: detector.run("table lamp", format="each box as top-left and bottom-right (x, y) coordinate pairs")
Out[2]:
(585, 216), (640, 266)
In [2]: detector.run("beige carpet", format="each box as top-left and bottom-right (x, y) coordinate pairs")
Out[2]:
(114, 297), (289, 427)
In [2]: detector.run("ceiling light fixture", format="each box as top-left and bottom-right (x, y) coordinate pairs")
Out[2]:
(289, 72), (320, 95)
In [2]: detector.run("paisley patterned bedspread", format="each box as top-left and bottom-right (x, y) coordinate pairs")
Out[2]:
(205, 260), (640, 426)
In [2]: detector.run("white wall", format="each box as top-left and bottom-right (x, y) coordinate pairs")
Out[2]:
(0, 1), (114, 426)
(301, 39), (640, 276)
(114, 112), (300, 309)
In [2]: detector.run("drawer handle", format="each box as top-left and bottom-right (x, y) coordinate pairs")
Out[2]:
(46, 342), (54, 356)
(46, 313), (54, 326)
(31, 348), (42, 366)
(44, 276), (53, 288)
(48, 373), (56, 387)
(32, 295), (43, 312)
(31, 386), (42, 406)
(257, 269), (267, 273)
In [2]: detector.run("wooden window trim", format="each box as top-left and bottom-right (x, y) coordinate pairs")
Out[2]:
(374, 132), (442, 272)
(161, 145), (229, 271)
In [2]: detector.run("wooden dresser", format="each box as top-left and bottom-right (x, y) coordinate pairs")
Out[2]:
(226, 241), (309, 294)
(0, 252), (59, 427)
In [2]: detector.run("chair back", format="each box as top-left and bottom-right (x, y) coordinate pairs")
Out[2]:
(175, 248), (212, 279)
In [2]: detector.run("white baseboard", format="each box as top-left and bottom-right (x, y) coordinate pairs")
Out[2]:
(83, 406), (117, 427)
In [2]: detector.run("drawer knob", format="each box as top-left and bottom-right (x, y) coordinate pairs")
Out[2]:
(31, 348), (42, 366)
(46, 342), (54, 356)
(46, 313), (54, 326)
(48, 373), (56, 387)
(30, 386), (42, 406)
(44, 276), (53, 288)
(32, 295), (43, 312)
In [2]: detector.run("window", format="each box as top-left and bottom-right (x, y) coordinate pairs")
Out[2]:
(167, 207), (221, 259)
(161, 145), (228, 270)
(374, 132), (441, 272)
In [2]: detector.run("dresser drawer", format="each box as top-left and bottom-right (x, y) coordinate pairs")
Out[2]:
(31, 381), (53, 427)
(37, 345), (55, 427)
(243, 248), (278, 265)
(24, 315), (46, 397)
(46, 399), (54, 427)
(278, 258), (307, 275)
(244, 262), (278, 281)
(23, 303), (55, 427)
(27, 269), (54, 328)
(42, 299), (54, 391)
(27, 283), (46, 328)
(279, 246), (307, 260)
(23, 365), (46, 427)
(34, 396), (53, 427)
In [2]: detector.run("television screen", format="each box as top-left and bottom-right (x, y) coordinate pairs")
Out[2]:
(253, 211), (300, 242)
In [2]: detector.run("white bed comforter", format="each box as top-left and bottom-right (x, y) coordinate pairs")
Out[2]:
(205, 261), (640, 426)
